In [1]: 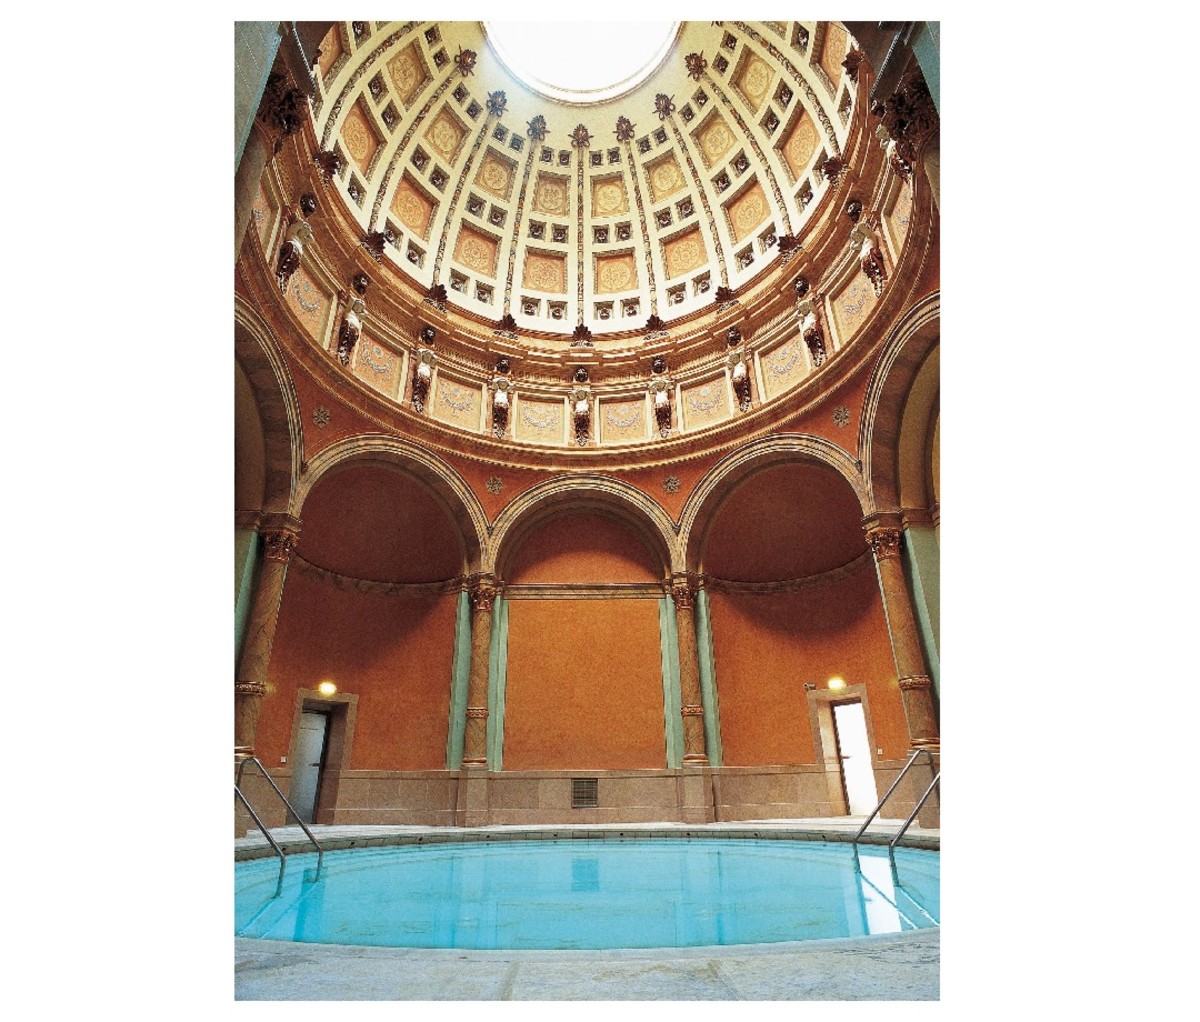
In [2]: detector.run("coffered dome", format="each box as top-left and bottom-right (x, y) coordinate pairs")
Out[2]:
(243, 20), (935, 457)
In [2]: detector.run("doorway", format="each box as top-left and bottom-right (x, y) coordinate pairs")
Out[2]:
(291, 709), (330, 823)
(832, 700), (877, 815)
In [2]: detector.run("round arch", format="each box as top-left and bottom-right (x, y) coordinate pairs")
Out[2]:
(858, 290), (941, 514)
(234, 300), (303, 516)
(490, 475), (680, 580)
(294, 434), (489, 573)
(680, 433), (868, 572)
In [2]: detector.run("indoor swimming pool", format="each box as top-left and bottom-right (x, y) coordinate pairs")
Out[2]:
(235, 836), (939, 950)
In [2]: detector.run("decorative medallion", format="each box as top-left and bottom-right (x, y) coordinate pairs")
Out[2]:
(833, 406), (851, 427)
(685, 52), (707, 81)
(486, 90), (508, 117)
(664, 476), (681, 493)
(527, 115), (547, 142)
(313, 406), (331, 428)
(486, 476), (503, 495)
(646, 154), (686, 202)
(454, 47), (477, 76)
(653, 93), (675, 120)
(570, 123), (593, 149)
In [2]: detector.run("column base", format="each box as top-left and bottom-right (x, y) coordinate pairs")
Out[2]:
(456, 764), (491, 827)
(677, 767), (715, 824)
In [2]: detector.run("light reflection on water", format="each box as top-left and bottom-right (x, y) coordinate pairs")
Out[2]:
(236, 838), (938, 950)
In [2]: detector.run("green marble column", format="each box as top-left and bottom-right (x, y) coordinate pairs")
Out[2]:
(695, 588), (724, 767)
(658, 596), (684, 769)
(486, 596), (509, 771)
(446, 588), (472, 769)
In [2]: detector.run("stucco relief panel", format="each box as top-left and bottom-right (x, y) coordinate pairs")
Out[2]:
(391, 174), (436, 240)
(252, 182), (275, 250)
(695, 113), (735, 168)
(531, 172), (571, 215)
(601, 400), (646, 443)
(522, 251), (567, 294)
(733, 52), (773, 113)
(646, 154), (687, 203)
(819, 23), (849, 88)
(424, 105), (468, 165)
(725, 181), (770, 243)
(285, 266), (330, 343)
(317, 27), (343, 79)
(594, 253), (638, 294)
(453, 226), (500, 277)
(341, 100), (381, 177)
(475, 149), (518, 201)
(830, 276), (878, 342)
(591, 175), (629, 218)
(682, 377), (729, 429)
(885, 184), (913, 251)
(662, 228), (706, 280)
(516, 399), (564, 444)
(387, 42), (431, 107)
(760, 339), (806, 398)
(433, 376), (481, 430)
(778, 113), (818, 183)
(353, 337), (401, 398)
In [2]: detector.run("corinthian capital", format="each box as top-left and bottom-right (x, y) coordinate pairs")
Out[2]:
(670, 575), (696, 610)
(261, 528), (299, 563)
(867, 527), (902, 561)
(470, 574), (498, 611)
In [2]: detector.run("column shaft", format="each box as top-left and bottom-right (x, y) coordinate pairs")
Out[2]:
(866, 520), (938, 748)
(462, 576), (496, 766)
(235, 518), (300, 755)
(672, 577), (709, 765)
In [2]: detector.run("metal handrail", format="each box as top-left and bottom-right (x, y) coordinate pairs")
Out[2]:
(235, 754), (325, 881)
(234, 786), (287, 898)
(851, 747), (938, 874)
(888, 769), (939, 883)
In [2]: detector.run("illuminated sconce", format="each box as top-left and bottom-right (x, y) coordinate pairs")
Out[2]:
(317, 681), (338, 697)
(828, 677), (846, 691)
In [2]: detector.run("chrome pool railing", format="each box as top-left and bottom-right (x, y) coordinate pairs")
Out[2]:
(235, 754), (326, 891)
(851, 747), (939, 880)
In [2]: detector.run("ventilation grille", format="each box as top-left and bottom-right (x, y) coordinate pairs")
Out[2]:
(571, 777), (599, 809)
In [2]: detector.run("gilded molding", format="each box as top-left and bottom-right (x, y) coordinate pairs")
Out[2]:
(898, 675), (932, 691)
(292, 554), (466, 596)
(235, 681), (268, 697)
(502, 582), (665, 601)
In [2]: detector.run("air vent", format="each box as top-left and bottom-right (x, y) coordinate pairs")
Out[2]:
(571, 777), (599, 808)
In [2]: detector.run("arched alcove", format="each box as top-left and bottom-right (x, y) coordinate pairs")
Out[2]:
(499, 508), (669, 772)
(258, 461), (471, 786)
(695, 460), (908, 772)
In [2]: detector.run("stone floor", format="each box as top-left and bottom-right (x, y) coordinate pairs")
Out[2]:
(234, 818), (939, 1001)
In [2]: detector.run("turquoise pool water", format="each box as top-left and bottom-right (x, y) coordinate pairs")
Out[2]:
(235, 838), (939, 950)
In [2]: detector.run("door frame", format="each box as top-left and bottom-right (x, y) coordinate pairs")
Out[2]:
(285, 687), (359, 824)
(805, 683), (880, 816)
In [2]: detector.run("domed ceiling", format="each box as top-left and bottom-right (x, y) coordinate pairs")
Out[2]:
(247, 20), (928, 454)
(312, 20), (857, 334)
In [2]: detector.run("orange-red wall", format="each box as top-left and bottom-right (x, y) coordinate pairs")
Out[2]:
(503, 599), (665, 770)
(258, 570), (457, 769)
(708, 567), (908, 764)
